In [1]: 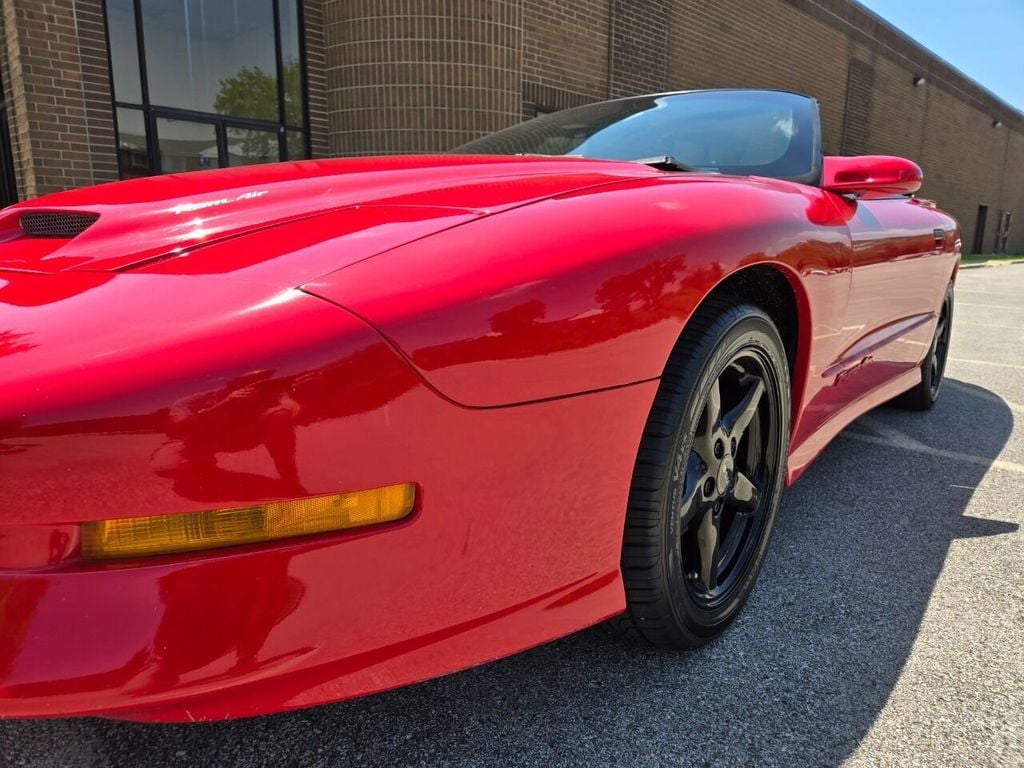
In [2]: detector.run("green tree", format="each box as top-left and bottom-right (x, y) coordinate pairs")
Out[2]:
(214, 62), (303, 164)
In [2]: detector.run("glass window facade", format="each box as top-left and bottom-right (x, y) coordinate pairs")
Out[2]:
(106, 0), (309, 178)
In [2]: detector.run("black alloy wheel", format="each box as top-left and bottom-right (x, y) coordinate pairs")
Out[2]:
(681, 351), (778, 608)
(618, 298), (790, 648)
(928, 287), (953, 399)
(892, 282), (954, 411)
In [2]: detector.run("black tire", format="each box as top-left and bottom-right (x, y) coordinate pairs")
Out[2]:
(891, 283), (954, 411)
(617, 298), (791, 649)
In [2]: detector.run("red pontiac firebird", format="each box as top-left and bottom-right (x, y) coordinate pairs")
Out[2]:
(0, 90), (957, 721)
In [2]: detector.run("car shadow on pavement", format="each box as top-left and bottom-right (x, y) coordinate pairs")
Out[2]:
(0, 379), (1017, 768)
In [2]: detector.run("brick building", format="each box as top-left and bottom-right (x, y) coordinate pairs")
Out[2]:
(1, 0), (1021, 253)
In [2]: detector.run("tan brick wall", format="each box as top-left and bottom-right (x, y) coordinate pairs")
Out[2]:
(322, 0), (522, 155)
(791, 0), (1024, 252)
(1, 0), (116, 197)
(522, 0), (608, 107)
(913, 80), (1006, 252)
(609, 0), (670, 98)
(668, 0), (853, 160)
(1000, 131), (1024, 253)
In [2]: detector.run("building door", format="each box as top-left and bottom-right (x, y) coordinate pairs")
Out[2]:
(972, 205), (989, 255)
(994, 211), (1012, 254)
(0, 70), (17, 208)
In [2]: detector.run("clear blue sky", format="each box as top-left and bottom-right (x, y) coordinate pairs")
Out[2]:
(856, 0), (1024, 112)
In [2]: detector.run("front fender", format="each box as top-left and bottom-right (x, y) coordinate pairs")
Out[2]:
(303, 177), (846, 407)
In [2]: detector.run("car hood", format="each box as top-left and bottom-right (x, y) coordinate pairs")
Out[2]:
(0, 155), (658, 274)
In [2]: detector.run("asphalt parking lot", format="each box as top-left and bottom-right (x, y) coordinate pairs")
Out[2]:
(2, 264), (1022, 768)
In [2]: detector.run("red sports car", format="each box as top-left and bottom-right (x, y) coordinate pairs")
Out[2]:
(0, 89), (957, 721)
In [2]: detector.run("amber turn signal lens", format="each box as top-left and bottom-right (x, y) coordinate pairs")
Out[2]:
(81, 483), (416, 560)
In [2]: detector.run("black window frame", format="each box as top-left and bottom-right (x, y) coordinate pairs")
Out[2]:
(102, 0), (312, 178)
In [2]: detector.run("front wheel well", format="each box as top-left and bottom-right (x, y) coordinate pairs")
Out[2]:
(669, 265), (807, 425)
(695, 265), (802, 371)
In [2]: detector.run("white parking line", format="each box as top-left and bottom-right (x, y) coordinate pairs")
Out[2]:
(955, 302), (1024, 311)
(948, 357), (1024, 370)
(953, 321), (1022, 331)
(842, 427), (1024, 475)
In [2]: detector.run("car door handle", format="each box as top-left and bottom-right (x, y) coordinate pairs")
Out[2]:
(933, 229), (944, 251)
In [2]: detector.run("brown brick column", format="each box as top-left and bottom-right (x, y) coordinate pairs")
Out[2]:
(1, 0), (117, 198)
(322, 0), (523, 155)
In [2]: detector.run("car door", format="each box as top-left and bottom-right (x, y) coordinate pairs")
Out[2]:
(840, 196), (951, 393)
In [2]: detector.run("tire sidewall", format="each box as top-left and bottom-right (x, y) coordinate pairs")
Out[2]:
(662, 312), (791, 640)
(926, 284), (955, 403)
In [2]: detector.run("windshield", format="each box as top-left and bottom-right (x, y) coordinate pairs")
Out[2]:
(454, 90), (821, 183)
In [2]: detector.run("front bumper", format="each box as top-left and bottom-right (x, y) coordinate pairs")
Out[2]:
(0, 518), (627, 722)
(0, 305), (656, 719)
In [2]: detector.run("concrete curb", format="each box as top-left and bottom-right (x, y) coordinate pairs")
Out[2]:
(959, 258), (1024, 270)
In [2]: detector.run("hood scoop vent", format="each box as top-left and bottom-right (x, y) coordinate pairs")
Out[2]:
(20, 211), (100, 238)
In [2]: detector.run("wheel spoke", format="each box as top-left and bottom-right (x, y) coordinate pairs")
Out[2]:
(679, 450), (706, 526)
(744, 400), (763, 471)
(706, 378), (722, 433)
(724, 376), (765, 440)
(697, 506), (720, 590)
(694, 378), (722, 464)
(731, 472), (760, 515)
